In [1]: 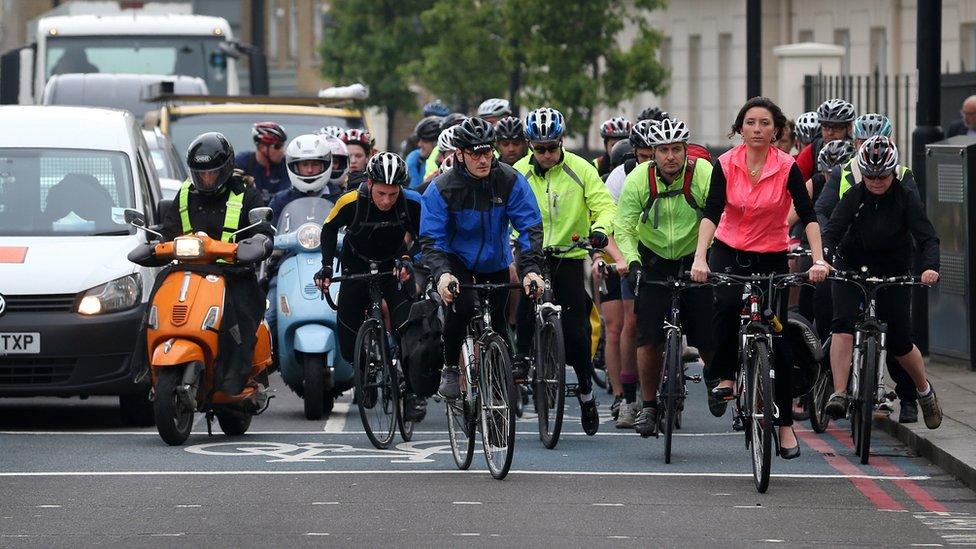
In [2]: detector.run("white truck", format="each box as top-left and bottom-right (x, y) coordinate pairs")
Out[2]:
(0, 9), (268, 105)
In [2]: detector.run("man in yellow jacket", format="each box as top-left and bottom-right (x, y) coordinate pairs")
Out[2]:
(513, 107), (622, 436)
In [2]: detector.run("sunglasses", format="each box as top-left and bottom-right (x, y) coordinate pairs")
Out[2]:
(532, 143), (561, 154)
(822, 122), (848, 131)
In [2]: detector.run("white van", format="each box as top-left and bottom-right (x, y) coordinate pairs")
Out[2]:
(0, 106), (163, 424)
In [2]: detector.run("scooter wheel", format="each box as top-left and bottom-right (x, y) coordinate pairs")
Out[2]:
(154, 367), (195, 446)
(216, 412), (252, 436)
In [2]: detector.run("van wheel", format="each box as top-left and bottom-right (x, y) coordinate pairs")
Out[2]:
(303, 354), (327, 420)
(216, 412), (252, 436)
(153, 368), (195, 446)
(119, 388), (154, 426)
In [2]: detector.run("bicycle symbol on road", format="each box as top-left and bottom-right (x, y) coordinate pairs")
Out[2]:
(184, 439), (466, 464)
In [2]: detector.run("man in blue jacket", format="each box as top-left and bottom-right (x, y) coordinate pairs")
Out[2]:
(420, 117), (545, 399)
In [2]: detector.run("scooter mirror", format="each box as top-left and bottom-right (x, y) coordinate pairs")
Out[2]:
(248, 207), (273, 225)
(124, 208), (147, 227)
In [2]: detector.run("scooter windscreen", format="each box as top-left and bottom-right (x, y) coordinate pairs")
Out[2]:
(276, 197), (335, 235)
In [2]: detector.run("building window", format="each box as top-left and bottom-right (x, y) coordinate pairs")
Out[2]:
(833, 28), (850, 75)
(313, 1), (325, 52)
(288, 0), (299, 60)
(689, 34), (701, 132)
(962, 23), (976, 72)
(718, 33), (732, 128)
(869, 27), (887, 75)
(798, 29), (814, 43)
(267, 0), (279, 61)
(659, 37), (672, 112)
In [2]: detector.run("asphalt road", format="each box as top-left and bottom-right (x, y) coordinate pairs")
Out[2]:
(2, 362), (975, 548)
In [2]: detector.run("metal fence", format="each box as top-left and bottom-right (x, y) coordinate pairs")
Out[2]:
(803, 71), (916, 160)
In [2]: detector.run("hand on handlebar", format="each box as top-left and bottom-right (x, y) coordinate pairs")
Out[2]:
(626, 261), (641, 292)
(437, 273), (459, 304)
(588, 230), (609, 249)
(395, 258), (412, 283)
(690, 256), (709, 283)
(590, 257), (607, 280)
(313, 265), (333, 291)
(523, 272), (544, 299)
(921, 269), (940, 285)
(807, 260), (831, 284)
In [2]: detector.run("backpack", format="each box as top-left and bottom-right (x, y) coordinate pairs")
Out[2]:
(640, 158), (702, 228)
(399, 295), (444, 398)
(686, 142), (712, 163)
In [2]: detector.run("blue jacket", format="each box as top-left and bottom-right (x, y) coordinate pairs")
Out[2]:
(420, 161), (543, 281)
(406, 148), (426, 189)
(234, 151), (289, 204)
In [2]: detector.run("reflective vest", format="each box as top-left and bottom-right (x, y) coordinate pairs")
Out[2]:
(178, 180), (244, 243)
(838, 162), (911, 198)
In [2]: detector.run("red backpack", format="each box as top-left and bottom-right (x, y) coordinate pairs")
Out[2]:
(686, 142), (712, 163)
(641, 157), (703, 228)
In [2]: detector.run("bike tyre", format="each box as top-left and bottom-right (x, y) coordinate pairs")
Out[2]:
(749, 340), (774, 494)
(354, 320), (397, 450)
(479, 333), (516, 479)
(857, 337), (877, 465)
(537, 314), (566, 450)
(663, 328), (682, 464)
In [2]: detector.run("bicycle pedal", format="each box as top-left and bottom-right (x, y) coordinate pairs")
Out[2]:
(731, 416), (745, 431)
(564, 383), (579, 398)
(685, 374), (702, 384)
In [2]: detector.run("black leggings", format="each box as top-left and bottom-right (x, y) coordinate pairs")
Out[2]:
(516, 258), (594, 395)
(441, 255), (513, 367)
(709, 240), (794, 427)
(336, 257), (413, 365)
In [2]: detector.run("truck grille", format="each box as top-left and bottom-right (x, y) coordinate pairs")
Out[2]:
(0, 357), (76, 385)
(3, 294), (77, 313)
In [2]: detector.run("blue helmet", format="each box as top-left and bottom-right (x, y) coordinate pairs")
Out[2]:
(853, 113), (892, 140)
(525, 107), (565, 141)
(423, 100), (451, 118)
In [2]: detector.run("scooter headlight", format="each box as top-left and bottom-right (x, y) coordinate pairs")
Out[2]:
(174, 236), (205, 258)
(296, 223), (321, 251)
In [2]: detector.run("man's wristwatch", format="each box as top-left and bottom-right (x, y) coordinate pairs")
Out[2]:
(814, 260), (827, 267)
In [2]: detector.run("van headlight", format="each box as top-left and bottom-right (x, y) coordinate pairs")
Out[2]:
(297, 223), (321, 251)
(174, 236), (205, 258)
(77, 274), (142, 315)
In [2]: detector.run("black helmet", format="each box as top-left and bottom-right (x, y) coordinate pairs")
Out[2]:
(186, 132), (235, 195)
(494, 116), (525, 141)
(453, 117), (496, 152)
(414, 116), (443, 141)
(365, 152), (410, 187)
(637, 107), (669, 122)
(440, 112), (468, 132)
(609, 138), (635, 168)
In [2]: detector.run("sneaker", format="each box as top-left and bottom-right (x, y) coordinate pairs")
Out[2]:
(438, 367), (461, 400)
(878, 395), (896, 414)
(918, 386), (943, 429)
(610, 395), (623, 420)
(898, 400), (918, 424)
(616, 402), (637, 429)
(706, 378), (729, 417)
(403, 393), (427, 422)
(824, 392), (849, 420)
(580, 397), (599, 436)
(634, 405), (659, 438)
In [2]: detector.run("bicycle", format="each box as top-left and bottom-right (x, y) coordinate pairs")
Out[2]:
(826, 270), (926, 465)
(706, 271), (807, 493)
(445, 281), (521, 480)
(787, 247), (830, 432)
(636, 273), (704, 464)
(325, 262), (409, 450)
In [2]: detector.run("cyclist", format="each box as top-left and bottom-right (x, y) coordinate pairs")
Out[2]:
(690, 97), (830, 460)
(407, 116), (443, 188)
(235, 121), (289, 203)
(513, 106), (620, 436)
(419, 126), (460, 188)
(821, 136), (943, 429)
(268, 134), (335, 225)
(477, 97), (512, 124)
(322, 135), (350, 195)
(494, 116), (529, 165)
(313, 152), (427, 421)
(594, 117), (632, 177)
(342, 129), (376, 188)
(637, 106), (669, 123)
(423, 100), (451, 118)
(317, 126), (347, 140)
(794, 111), (821, 155)
(614, 118), (715, 436)
(796, 99), (856, 181)
(776, 120), (797, 154)
(424, 113), (468, 180)
(419, 117), (545, 401)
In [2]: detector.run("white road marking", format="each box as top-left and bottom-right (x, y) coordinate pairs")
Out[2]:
(175, 504), (201, 508)
(592, 503), (624, 507)
(323, 402), (352, 433)
(608, 535), (632, 540)
(305, 533), (330, 536)
(454, 533), (480, 537)
(35, 505), (61, 508)
(311, 501), (339, 505)
(453, 501), (482, 505)
(915, 513), (976, 546)
(0, 470), (931, 480)
(0, 429), (740, 437)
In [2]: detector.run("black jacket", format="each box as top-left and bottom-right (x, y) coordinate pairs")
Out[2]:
(947, 119), (968, 138)
(822, 178), (940, 274)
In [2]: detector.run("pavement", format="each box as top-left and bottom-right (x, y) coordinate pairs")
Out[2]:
(880, 356), (976, 491)
(3, 361), (976, 547)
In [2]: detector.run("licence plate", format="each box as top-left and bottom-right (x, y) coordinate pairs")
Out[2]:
(0, 333), (40, 354)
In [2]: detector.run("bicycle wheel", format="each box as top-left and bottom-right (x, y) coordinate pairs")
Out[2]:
(446, 398), (475, 470)
(807, 348), (832, 433)
(749, 339), (774, 494)
(662, 328), (682, 464)
(479, 334), (517, 479)
(397, 383), (415, 442)
(856, 336), (878, 464)
(592, 320), (609, 390)
(536, 314), (566, 449)
(353, 320), (397, 449)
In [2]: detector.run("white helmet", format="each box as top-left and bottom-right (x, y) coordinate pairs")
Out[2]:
(321, 135), (349, 186)
(285, 134), (332, 194)
(438, 126), (458, 153)
(647, 117), (690, 146)
(477, 98), (511, 118)
(439, 152), (456, 172)
(316, 125), (346, 140)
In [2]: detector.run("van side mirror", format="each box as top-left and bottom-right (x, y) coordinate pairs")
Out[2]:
(124, 208), (146, 227)
(248, 207), (272, 225)
(156, 199), (173, 221)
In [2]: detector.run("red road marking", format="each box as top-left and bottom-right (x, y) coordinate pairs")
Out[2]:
(795, 428), (904, 511)
(824, 427), (948, 513)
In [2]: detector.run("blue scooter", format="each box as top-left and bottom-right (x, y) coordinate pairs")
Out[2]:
(270, 197), (353, 419)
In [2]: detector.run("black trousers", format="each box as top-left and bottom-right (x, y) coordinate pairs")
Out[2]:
(442, 255), (512, 367)
(336, 256), (413, 370)
(516, 257), (594, 395)
(709, 240), (794, 426)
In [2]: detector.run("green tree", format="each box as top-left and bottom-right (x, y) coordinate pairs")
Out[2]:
(517, 0), (668, 149)
(318, 0), (434, 146)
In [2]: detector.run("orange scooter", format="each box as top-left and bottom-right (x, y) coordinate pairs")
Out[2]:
(125, 207), (274, 446)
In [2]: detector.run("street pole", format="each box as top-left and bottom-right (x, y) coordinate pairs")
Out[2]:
(912, 0), (943, 355)
(746, 0), (761, 98)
